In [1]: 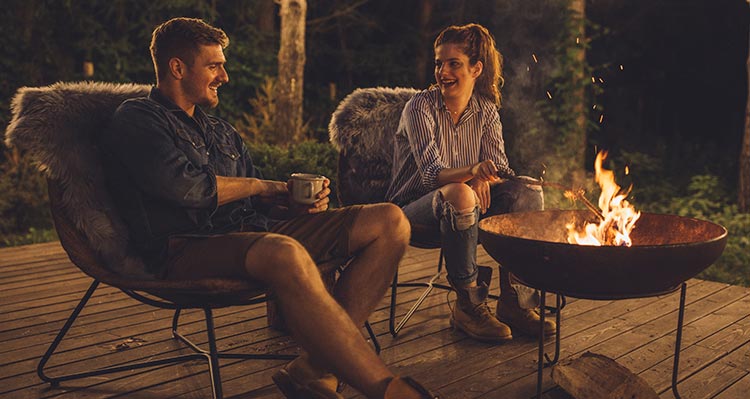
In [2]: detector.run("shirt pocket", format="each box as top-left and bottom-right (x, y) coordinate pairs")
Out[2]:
(173, 126), (210, 167)
(174, 126), (207, 151)
(213, 123), (241, 162)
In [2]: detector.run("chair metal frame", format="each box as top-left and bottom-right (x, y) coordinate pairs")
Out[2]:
(38, 180), (380, 399)
(38, 278), (381, 398)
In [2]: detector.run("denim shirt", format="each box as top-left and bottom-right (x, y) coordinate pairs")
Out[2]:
(101, 87), (272, 273)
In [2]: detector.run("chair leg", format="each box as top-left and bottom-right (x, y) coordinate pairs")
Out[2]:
(389, 249), (452, 337)
(363, 320), (380, 354)
(37, 279), (100, 385)
(39, 280), (294, 396)
(37, 280), (204, 386)
(204, 308), (224, 399)
(388, 271), (399, 336)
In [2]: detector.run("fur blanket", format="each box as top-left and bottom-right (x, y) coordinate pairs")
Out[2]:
(4, 81), (152, 278)
(328, 87), (418, 205)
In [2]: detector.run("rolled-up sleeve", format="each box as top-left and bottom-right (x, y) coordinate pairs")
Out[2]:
(403, 100), (448, 191)
(106, 103), (218, 209)
(481, 110), (515, 177)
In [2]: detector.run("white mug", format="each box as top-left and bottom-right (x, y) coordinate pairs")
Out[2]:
(290, 173), (326, 204)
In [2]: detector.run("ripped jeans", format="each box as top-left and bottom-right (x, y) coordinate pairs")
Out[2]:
(401, 179), (543, 297)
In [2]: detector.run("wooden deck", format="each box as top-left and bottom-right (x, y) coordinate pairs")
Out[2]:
(1, 241), (749, 399)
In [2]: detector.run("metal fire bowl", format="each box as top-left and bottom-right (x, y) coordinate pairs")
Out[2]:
(478, 210), (728, 300)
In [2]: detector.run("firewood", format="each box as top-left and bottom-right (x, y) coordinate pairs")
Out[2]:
(551, 352), (658, 399)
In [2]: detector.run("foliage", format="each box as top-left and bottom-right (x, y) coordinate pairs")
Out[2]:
(2, 227), (57, 247)
(246, 140), (340, 207)
(0, 148), (53, 247)
(624, 154), (750, 287)
(236, 76), (278, 144)
(235, 76), (312, 146)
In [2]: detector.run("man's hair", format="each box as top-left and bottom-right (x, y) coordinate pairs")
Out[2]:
(150, 17), (229, 82)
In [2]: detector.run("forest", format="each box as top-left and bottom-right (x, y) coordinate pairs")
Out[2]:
(0, 0), (748, 285)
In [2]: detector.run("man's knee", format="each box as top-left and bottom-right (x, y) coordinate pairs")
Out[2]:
(360, 203), (411, 244)
(247, 234), (319, 287)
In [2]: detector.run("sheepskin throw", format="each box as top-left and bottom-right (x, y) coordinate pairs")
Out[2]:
(329, 87), (418, 205)
(4, 81), (152, 278)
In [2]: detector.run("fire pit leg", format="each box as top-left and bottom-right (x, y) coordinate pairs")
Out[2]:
(543, 294), (562, 367)
(537, 289), (546, 399)
(671, 282), (687, 399)
(536, 291), (563, 399)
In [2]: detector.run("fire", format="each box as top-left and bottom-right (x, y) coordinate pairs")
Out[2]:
(566, 151), (641, 246)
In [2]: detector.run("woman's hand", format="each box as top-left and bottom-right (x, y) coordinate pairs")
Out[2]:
(470, 160), (500, 183)
(469, 178), (491, 214)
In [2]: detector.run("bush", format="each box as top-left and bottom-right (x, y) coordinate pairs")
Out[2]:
(246, 140), (340, 206)
(0, 148), (54, 247)
(635, 173), (750, 287)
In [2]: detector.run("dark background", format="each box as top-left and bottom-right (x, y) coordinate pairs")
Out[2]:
(0, 0), (748, 204)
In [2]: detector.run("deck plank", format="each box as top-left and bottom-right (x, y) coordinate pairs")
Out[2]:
(1, 242), (749, 399)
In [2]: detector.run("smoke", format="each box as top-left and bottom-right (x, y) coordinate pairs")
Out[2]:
(489, 0), (580, 180)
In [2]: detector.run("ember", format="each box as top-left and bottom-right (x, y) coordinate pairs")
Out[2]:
(566, 151), (641, 246)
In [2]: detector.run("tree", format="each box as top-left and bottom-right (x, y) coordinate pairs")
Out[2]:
(275, 0), (307, 145)
(414, 0), (434, 87)
(741, 1), (750, 212)
(568, 0), (587, 187)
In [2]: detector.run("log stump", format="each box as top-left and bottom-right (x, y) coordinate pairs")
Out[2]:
(551, 352), (659, 399)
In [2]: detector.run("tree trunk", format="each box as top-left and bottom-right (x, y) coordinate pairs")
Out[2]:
(257, 0), (276, 33)
(414, 0), (434, 87)
(275, 0), (307, 145)
(335, 0), (354, 91)
(740, 17), (750, 212)
(568, 0), (587, 187)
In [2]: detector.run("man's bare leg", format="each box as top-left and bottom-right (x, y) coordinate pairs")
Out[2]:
(334, 203), (410, 326)
(245, 234), (394, 399)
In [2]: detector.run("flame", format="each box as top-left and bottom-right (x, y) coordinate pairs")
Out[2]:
(567, 151), (641, 246)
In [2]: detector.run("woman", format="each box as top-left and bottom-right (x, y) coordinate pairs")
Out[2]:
(386, 23), (555, 342)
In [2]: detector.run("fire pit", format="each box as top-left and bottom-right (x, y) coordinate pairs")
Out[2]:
(478, 210), (728, 299)
(479, 210), (727, 398)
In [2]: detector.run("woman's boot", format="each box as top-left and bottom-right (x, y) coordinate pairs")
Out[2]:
(449, 266), (512, 342)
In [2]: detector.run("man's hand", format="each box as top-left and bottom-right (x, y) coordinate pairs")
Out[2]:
(287, 177), (331, 216)
(469, 178), (491, 214)
(470, 160), (500, 183)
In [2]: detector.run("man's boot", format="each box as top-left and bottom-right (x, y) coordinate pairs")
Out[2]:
(384, 376), (438, 398)
(449, 266), (512, 342)
(496, 267), (556, 337)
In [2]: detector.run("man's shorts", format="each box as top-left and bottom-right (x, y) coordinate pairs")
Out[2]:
(163, 205), (365, 281)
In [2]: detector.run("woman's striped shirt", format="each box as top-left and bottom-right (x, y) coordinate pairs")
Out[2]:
(385, 87), (515, 206)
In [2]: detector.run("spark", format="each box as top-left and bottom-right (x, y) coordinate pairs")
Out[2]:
(619, 64), (624, 71)
(599, 114), (604, 124)
(591, 76), (596, 83)
(532, 53), (538, 63)
(546, 91), (553, 100)
(592, 104), (598, 110)
(598, 77), (605, 83)
(576, 37), (580, 44)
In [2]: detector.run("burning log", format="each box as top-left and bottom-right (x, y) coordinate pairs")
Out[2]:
(501, 150), (641, 247)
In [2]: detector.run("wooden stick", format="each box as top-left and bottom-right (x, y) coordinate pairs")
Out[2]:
(504, 175), (604, 221)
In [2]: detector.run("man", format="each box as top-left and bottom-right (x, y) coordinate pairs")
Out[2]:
(100, 17), (435, 399)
